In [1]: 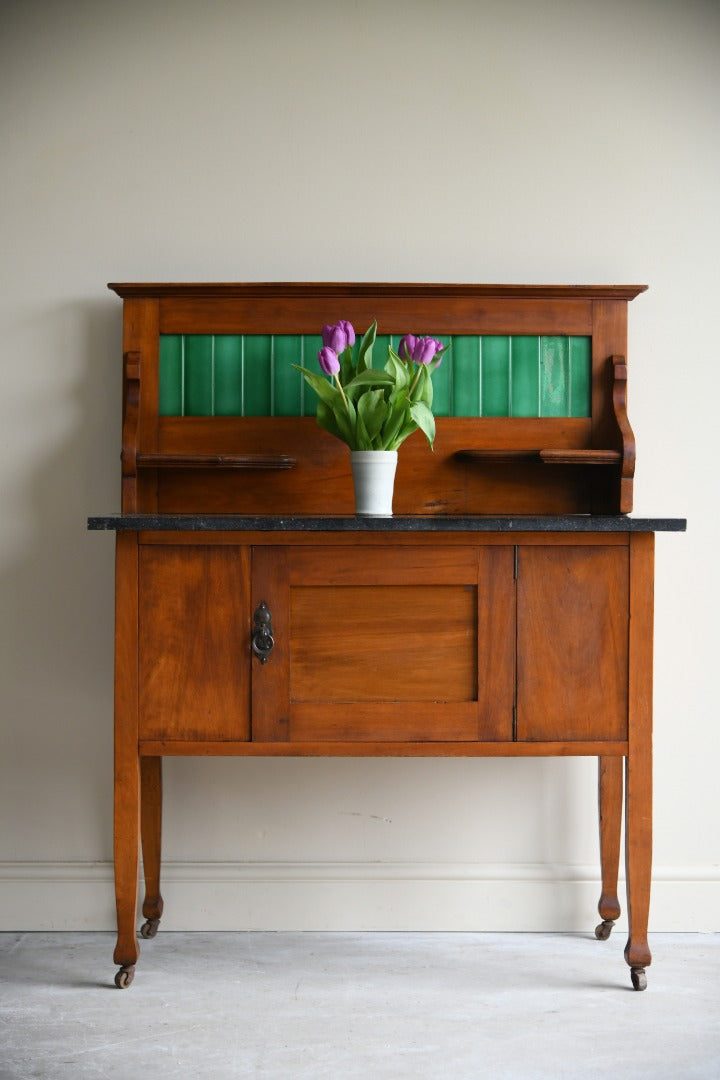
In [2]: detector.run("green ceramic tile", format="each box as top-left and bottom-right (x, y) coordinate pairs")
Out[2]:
(159, 335), (183, 416)
(184, 335), (213, 416)
(373, 334), (391, 370)
(159, 331), (592, 421)
(428, 334), (451, 417)
(451, 336), (481, 417)
(299, 334), (323, 416)
(511, 336), (540, 417)
(273, 335), (304, 416)
(213, 335), (244, 416)
(540, 336), (569, 416)
(569, 336), (591, 417)
(243, 335), (272, 416)
(481, 336), (510, 416)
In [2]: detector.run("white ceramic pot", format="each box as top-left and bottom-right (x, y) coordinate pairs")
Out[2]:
(350, 450), (398, 516)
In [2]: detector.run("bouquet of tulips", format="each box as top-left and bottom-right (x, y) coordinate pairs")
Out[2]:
(293, 319), (445, 451)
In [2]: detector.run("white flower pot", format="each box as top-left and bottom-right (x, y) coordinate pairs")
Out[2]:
(350, 450), (398, 516)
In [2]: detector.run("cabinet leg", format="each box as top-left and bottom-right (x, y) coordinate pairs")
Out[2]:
(595, 756), (623, 940)
(140, 756), (164, 938)
(624, 750), (652, 990)
(113, 748), (140, 985)
(624, 532), (654, 991)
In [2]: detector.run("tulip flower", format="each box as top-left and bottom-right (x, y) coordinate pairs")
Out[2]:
(337, 320), (355, 347)
(318, 345), (341, 376)
(397, 334), (417, 363)
(322, 321), (354, 355)
(411, 336), (444, 366)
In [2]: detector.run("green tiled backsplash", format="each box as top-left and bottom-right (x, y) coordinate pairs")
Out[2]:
(159, 334), (591, 418)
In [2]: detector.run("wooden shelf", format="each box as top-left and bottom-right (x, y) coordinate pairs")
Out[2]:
(135, 453), (296, 470)
(455, 449), (622, 466)
(539, 449), (621, 465)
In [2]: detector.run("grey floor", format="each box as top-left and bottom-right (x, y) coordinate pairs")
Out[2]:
(1, 932), (719, 1079)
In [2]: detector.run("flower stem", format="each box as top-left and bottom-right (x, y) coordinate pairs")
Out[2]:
(334, 373), (350, 413)
(408, 366), (422, 398)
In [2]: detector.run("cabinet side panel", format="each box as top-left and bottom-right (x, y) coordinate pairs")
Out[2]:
(516, 545), (629, 741)
(138, 546), (251, 740)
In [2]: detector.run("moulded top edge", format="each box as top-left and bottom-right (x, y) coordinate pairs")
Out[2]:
(107, 282), (649, 301)
(87, 514), (685, 533)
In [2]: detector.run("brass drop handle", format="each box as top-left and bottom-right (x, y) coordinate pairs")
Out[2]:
(251, 602), (274, 663)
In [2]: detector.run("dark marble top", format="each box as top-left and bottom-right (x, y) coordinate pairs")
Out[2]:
(87, 514), (686, 533)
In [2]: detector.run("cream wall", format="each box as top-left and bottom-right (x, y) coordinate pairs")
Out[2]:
(1, 0), (718, 931)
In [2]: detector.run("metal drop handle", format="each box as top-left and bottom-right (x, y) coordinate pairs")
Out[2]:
(251, 602), (274, 663)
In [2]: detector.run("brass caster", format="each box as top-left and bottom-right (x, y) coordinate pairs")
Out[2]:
(595, 919), (615, 941)
(140, 918), (160, 939)
(114, 965), (135, 989)
(630, 967), (647, 991)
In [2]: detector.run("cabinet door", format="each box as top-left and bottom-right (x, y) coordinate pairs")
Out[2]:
(516, 545), (629, 742)
(138, 545), (251, 741)
(251, 545), (515, 743)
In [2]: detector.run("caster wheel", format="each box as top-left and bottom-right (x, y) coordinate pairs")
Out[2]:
(140, 918), (160, 939)
(595, 920), (614, 941)
(630, 967), (647, 991)
(114, 965), (135, 989)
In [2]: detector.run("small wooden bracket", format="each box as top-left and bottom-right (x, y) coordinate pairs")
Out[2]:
(611, 355), (636, 513)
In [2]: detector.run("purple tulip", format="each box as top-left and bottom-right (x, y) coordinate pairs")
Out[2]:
(411, 336), (444, 366)
(337, 319), (355, 347)
(322, 320), (354, 354)
(398, 334), (417, 363)
(318, 345), (340, 376)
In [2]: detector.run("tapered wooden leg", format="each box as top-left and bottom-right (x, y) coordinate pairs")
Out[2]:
(140, 756), (164, 938)
(624, 533), (654, 991)
(595, 755), (623, 940)
(113, 749), (140, 986)
(113, 532), (140, 988)
(624, 749), (652, 990)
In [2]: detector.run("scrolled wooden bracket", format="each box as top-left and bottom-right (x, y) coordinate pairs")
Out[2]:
(611, 355), (636, 514)
(121, 350), (141, 512)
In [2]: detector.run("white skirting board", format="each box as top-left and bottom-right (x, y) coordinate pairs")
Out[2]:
(1, 861), (718, 932)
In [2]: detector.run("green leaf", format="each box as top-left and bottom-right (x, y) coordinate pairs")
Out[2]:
(357, 320), (377, 374)
(384, 348), (410, 389)
(340, 344), (355, 385)
(419, 364), (434, 408)
(291, 364), (341, 410)
(389, 420), (418, 450)
(317, 398), (355, 447)
(340, 394), (359, 448)
(316, 400), (345, 442)
(380, 398), (410, 449)
(354, 406), (372, 450)
(409, 401), (436, 449)
(357, 388), (389, 445)
(343, 369), (394, 399)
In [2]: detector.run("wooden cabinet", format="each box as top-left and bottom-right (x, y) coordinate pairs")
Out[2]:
(89, 282), (685, 993)
(135, 537), (631, 749)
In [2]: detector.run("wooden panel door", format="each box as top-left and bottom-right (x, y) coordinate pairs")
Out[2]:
(251, 545), (515, 743)
(516, 545), (629, 741)
(138, 545), (251, 740)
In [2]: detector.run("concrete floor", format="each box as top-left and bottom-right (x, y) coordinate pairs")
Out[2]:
(1, 932), (718, 1079)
